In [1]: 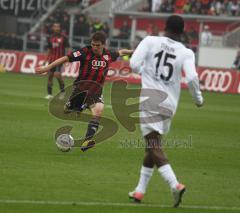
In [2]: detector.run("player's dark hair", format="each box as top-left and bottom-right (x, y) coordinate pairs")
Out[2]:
(91, 31), (106, 44)
(165, 15), (184, 34)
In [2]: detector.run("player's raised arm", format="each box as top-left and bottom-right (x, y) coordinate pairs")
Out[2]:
(183, 50), (204, 107)
(118, 49), (133, 56)
(35, 56), (69, 74)
(130, 37), (150, 73)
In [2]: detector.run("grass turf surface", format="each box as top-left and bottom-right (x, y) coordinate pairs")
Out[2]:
(0, 72), (240, 212)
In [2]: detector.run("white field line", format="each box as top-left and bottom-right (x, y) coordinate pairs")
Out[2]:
(0, 199), (239, 211)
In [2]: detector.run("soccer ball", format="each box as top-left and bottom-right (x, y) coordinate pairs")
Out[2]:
(56, 134), (74, 152)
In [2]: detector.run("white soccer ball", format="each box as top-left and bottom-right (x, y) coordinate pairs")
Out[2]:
(56, 134), (74, 152)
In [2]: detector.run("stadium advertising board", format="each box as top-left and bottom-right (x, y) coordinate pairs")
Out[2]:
(0, 0), (56, 16)
(1, 50), (239, 94)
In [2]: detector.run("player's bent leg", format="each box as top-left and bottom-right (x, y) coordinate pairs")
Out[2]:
(45, 72), (54, 99)
(145, 131), (186, 207)
(90, 102), (104, 117)
(172, 183), (186, 208)
(80, 103), (104, 152)
(128, 191), (144, 203)
(128, 143), (156, 203)
(128, 164), (154, 203)
(144, 131), (168, 167)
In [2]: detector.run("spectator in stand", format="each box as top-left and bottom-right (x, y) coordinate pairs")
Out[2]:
(175, 0), (185, 13)
(142, 0), (240, 16)
(116, 21), (131, 39)
(8, 33), (19, 50)
(1, 33), (11, 49)
(233, 50), (240, 70)
(187, 26), (198, 44)
(201, 0), (211, 14)
(61, 13), (70, 36)
(183, 0), (191, 13)
(103, 22), (110, 37)
(0, 33), (4, 49)
(112, 21), (131, 48)
(151, 0), (162, 12)
(81, 0), (90, 8)
(0, 33), (23, 50)
(148, 0), (152, 12)
(146, 23), (159, 36)
(74, 15), (90, 37)
(231, 0), (239, 16)
(181, 31), (190, 46)
(91, 18), (104, 34)
(200, 25), (213, 46)
(160, 0), (174, 13)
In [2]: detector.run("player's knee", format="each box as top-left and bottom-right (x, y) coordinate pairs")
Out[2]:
(92, 104), (104, 117)
(93, 109), (103, 117)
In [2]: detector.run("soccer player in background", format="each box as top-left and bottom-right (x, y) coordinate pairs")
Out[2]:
(45, 22), (70, 100)
(129, 15), (204, 207)
(36, 31), (133, 151)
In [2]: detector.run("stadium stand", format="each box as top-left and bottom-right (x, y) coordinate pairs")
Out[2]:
(141, 0), (240, 16)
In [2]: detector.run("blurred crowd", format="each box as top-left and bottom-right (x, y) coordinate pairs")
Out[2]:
(0, 33), (23, 50)
(141, 0), (240, 16)
(65, 0), (100, 8)
(43, 11), (109, 38)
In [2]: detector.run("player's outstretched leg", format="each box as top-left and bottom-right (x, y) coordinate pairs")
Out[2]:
(45, 72), (54, 99)
(146, 131), (186, 208)
(81, 103), (103, 152)
(129, 143), (155, 203)
(80, 117), (99, 152)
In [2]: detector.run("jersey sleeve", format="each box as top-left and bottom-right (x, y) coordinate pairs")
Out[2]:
(183, 49), (203, 105)
(130, 36), (150, 73)
(183, 49), (198, 82)
(67, 49), (86, 62)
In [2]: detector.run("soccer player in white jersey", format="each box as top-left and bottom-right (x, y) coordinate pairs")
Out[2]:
(128, 15), (204, 207)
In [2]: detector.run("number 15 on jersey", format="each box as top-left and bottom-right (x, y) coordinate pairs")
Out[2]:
(154, 50), (176, 82)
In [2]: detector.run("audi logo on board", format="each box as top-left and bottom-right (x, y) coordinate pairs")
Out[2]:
(92, 60), (106, 68)
(200, 69), (232, 92)
(0, 52), (17, 71)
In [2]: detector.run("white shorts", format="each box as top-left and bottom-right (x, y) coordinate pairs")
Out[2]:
(140, 111), (172, 136)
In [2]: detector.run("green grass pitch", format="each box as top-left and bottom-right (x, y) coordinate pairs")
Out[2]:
(0, 72), (240, 213)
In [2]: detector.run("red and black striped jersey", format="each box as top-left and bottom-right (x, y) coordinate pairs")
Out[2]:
(47, 33), (69, 63)
(67, 46), (119, 86)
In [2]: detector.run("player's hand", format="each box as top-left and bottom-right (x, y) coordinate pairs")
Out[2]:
(35, 66), (48, 74)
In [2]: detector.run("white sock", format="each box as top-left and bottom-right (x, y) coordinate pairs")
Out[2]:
(158, 164), (179, 190)
(135, 166), (154, 194)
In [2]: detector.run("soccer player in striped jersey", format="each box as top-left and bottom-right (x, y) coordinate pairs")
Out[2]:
(45, 22), (70, 100)
(128, 15), (204, 207)
(36, 31), (133, 151)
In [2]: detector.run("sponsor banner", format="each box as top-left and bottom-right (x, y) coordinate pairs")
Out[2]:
(1, 50), (240, 94)
(197, 67), (239, 94)
(0, 50), (20, 72)
(20, 52), (45, 74)
(0, 50), (45, 73)
(0, 0), (56, 16)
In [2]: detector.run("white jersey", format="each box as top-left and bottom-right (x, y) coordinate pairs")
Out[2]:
(130, 36), (202, 115)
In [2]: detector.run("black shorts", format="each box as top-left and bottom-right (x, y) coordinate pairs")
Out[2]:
(64, 85), (104, 113)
